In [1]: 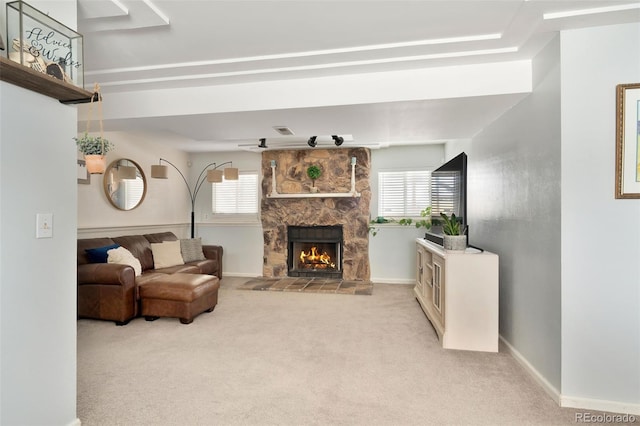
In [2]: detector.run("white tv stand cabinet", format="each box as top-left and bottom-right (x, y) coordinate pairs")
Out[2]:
(415, 238), (499, 352)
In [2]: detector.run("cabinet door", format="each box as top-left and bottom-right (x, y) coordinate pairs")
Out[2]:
(432, 255), (445, 326)
(415, 245), (425, 294)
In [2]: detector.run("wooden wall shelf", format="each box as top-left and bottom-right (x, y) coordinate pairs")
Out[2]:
(0, 56), (96, 104)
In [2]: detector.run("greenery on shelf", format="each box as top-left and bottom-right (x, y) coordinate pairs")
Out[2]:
(369, 206), (433, 236)
(440, 212), (462, 235)
(74, 132), (114, 155)
(306, 165), (322, 187)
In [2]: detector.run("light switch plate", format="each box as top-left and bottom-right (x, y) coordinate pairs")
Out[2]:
(36, 213), (53, 238)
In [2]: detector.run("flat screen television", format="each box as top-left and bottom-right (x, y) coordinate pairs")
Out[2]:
(425, 152), (467, 246)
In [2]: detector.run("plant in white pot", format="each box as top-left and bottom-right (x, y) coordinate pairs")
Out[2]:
(306, 165), (322, 193)
(440, 212), (467, 252)
(74, 132), (114, 174)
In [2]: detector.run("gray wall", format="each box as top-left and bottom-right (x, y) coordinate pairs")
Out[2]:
(1, 2), (79, 423)
(560, 23), (640, 409)
(466, 37), (563, 391)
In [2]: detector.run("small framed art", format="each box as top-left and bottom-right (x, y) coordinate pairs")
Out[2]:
(77, 159), (90, 184)
(615, 83), (640, 199)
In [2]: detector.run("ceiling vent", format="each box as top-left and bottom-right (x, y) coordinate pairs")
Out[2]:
(273, 126), (295, 136)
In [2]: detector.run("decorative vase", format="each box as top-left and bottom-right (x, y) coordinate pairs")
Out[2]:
(310, 186), (319, 193)
(443, 235), (467, 252)
(84, 154), (107, 174)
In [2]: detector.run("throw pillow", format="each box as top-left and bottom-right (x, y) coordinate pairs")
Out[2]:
(107, 247), (142, 276)
(150, 240), (184, 269)
(85, 244), (120, 263)
(180, 238), (206, 263)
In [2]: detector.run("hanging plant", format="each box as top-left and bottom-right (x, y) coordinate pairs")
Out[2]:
(73, 84), (112, 174)
(74, 133), (113, 155)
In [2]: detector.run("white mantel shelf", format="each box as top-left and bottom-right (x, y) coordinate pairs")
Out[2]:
(267, 192), (361, 199)
(267, 161), (361, 199)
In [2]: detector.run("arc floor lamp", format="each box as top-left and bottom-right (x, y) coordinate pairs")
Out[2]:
(151, 158), (238, 238)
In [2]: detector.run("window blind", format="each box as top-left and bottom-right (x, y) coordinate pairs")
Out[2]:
(211, 172), (259, 214)
(378, 171), (430, 217)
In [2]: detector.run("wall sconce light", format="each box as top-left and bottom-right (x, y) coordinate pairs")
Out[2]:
(307, 136), (317, 147)
(258, 138), (267, 148)
(332, 135), (344, 146)
(150, 158), (239, 237)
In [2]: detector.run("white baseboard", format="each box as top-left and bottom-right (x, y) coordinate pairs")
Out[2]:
(500, 335), (640, 416)
(67, 418), (81, 426)
(499, 335), (561, 405)
(223, 272), (263, 278)
(561, 395), (640, 416)
(370, 278), (414, 285)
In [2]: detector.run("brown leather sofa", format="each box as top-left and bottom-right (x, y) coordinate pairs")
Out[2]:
(77, 232), (222, 325)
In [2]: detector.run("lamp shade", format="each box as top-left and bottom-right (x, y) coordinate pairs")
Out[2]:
(119, 165), (137, 180)
(207, 169), (223, 183)
(151, 164), (168, 179)
(224, 167), (239, 180)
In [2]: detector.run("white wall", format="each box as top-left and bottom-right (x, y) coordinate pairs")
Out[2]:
(467, 36), (563, 393)
(560, 23), (640, 413)
(369, 144), (444, 282)
(77, 130), (190, 236)
(0, 1), (80, 423)
(190, 151), (264, 277)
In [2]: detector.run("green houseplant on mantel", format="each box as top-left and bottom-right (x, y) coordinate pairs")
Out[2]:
(440, 212), (467, 252)
(74, 132), (114, 174)
(306, 165), (322, 193)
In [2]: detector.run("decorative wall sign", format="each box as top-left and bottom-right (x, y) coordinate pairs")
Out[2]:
(615, 83), (640, 199)
(6, 1), (84, 87)
(77, 159), (90, 185)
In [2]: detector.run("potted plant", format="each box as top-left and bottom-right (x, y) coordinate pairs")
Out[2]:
(369, 207), (433, 237)
(398, 206), (432, 232)
(306, 165), (322, 193)
(74, 132), (114, 174)
(440, 212), (467, 252)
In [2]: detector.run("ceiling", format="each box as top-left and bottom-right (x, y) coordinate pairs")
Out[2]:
(76, 0), (640, 152)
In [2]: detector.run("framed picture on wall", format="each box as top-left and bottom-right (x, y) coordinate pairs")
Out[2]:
(77, 159), (90, 184)
(615, 83), (640, 199)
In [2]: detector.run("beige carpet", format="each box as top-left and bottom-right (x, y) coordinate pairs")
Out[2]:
(77, 277), (595, 426)
(237, 277), (373, 295)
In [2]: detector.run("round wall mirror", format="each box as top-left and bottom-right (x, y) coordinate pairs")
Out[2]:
(103, 159), (147, 210)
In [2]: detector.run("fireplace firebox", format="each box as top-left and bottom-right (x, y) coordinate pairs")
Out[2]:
(288, 225), (343, 279)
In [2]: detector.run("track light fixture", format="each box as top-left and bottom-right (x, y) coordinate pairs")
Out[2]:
(307, 136), (317, 147)
(258, 138), (267, 148)
(332, 135), (344, 146)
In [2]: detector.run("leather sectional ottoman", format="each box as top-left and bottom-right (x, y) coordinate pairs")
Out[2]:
(140, 273), (220, 324)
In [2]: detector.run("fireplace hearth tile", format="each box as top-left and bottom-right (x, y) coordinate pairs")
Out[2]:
(238, 277), (372, 295)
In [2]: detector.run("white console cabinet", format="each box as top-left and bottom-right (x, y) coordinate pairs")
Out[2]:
(415, 238), (499, 352)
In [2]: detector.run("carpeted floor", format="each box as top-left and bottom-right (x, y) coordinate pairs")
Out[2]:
(237, 276), (373, 295)
(76, 277), (610, 425)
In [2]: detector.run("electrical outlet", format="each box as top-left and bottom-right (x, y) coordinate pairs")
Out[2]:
(36, 213), (53, 238)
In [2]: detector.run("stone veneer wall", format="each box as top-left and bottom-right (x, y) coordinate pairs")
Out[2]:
(261, 148), (371, 281)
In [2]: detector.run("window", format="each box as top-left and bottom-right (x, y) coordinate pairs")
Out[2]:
(378, 170), (431, 218)
(211, 172), (259, 219)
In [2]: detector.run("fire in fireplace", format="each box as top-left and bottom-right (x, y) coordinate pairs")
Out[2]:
(288, 225), (343, 278)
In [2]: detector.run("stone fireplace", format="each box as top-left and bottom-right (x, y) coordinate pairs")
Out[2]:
(261, 148), (371, 281)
